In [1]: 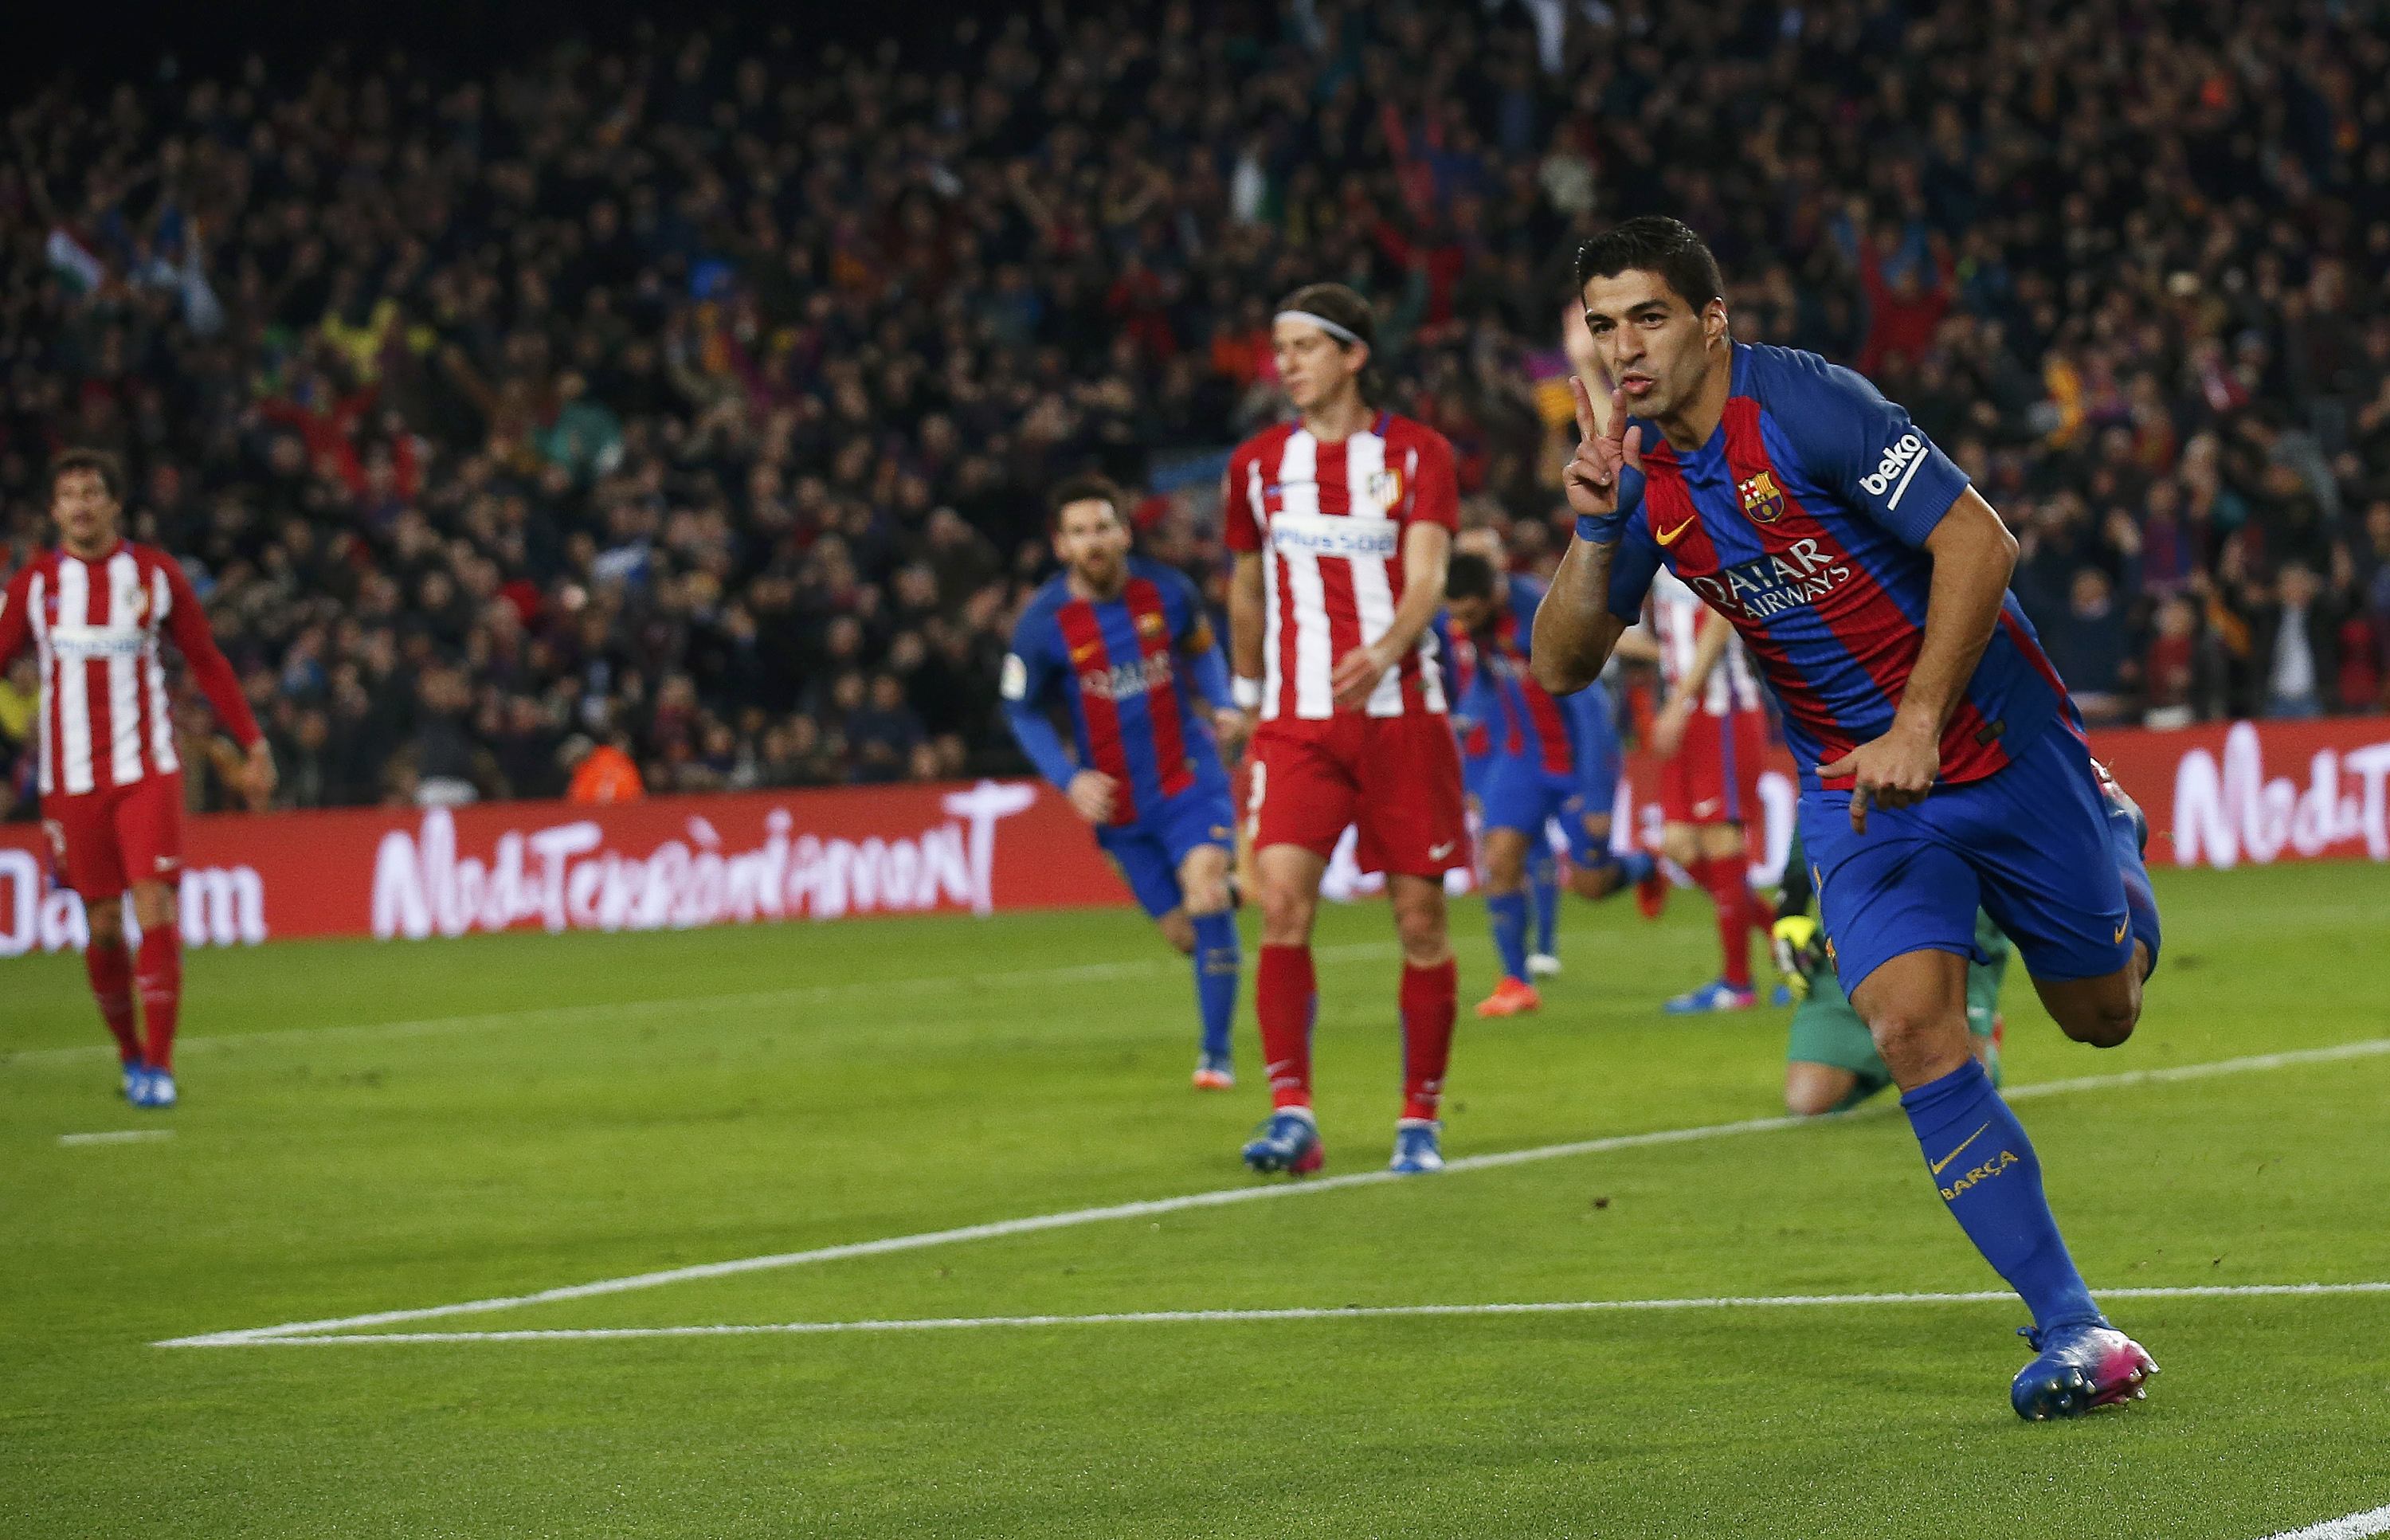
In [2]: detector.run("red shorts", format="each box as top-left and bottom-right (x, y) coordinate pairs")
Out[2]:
(1248, 712), (1468, 877)
(43, 773), (185, 898)
(1659, 709), (1769, 827)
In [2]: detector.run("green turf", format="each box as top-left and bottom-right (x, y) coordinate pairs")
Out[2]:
(4, 863), (2388, 1538)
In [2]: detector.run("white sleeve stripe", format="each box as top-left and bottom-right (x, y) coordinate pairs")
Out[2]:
(1884, 448), (1928, 511)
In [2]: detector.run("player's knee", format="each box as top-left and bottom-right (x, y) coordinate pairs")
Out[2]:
(1156, 911), (1197, 954)
(1784, 1081), (1844, 1118)
(85, 902), (125, 950)
(131, 887), (176, 935)
(1863, 1005), (1969, 1082)
(2057, 990), (2138, 1049)
(1392, 902), (1448, 963)
(1257, 884), (1314, 946)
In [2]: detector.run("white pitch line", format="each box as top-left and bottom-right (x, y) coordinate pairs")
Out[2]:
(159, 1281), (2390, 1348)
(6, 940), (1400, 1068)
(154, 1036), (2390, 1350)
(2259, 1506), (2390, 1540)
(58, 1129), (174, 1146)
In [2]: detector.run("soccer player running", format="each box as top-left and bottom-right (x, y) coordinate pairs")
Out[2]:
(1224, 284), (1470, 1178)
(1640, 568), (1777, 1013)
(1444, 551), (1654, 1018)
(1530, 218), (2164, 1420)
(1002, 475), (1246, 1090)
(0, 449), (274, 1107)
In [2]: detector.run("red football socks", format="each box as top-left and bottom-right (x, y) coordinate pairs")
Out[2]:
(136, 925), (182, 1073)
(84, 939), (141, 1065)
(1399, 958), (1457, 1122)
(1701, 856), (1755, 990)
(1255, 944), (1316, 1110)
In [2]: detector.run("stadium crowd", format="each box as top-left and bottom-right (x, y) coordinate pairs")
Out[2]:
(5, 0), (2390, 815)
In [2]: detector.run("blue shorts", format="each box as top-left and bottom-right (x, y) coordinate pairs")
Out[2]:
(1479, 754), (1610, 867)
(1096, 780), (1237, 919)
(1804, 725), (2129, 996)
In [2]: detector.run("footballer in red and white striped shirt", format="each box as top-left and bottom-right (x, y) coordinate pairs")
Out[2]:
(1221, 283), (1468, 1181)
(0, 449), (274, 1107)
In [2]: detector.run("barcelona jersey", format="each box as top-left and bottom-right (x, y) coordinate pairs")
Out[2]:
(1001, 555), (1230, 825)
(1604, 343), (2076, 793)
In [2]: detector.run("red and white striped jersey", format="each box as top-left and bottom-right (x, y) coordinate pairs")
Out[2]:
(0, 541), (261, 798)
(1649, 567), (1765, 719)
(1222, 412), (1459, 722)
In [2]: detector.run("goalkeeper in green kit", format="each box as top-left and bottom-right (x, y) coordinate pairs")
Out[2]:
(1773, 820), (2009, 1116)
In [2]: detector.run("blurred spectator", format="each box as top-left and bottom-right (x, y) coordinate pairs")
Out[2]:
(2251, 565), (2343, 721)
(565, 735), (645, 804)
(2, 0), (2388, 826)
(2038, 569), (2133, 727)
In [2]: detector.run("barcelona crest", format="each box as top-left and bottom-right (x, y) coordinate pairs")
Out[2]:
(1738, 469), (1785, 523)
(1135, 609), (1167, 638)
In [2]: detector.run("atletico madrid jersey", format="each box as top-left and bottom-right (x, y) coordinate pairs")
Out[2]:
(1603, 342), (2078, 792)
(1002, 556), (1230, 825)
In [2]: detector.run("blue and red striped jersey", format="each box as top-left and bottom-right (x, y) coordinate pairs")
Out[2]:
(1604, 343), (2075, 792)
(1001, 556), (1229, 825)
(1458, 575), (1577, 778)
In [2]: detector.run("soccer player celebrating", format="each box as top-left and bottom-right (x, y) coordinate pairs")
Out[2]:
(1640, 567), (1777, 1013)
(0, 450), (273, 1107)
(1531, 218), (2164, 1420)
(1002, 475), (1245, 1090)
(1444, 551), (1653, 1018)
(1224, 284), (1469, 1178)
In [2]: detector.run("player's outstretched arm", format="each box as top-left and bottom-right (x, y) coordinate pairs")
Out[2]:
(1816, 488), (2016, 829)
(1531, 377), (1643, 696)
(160, 558), (272, 803)
(0, 566), (33, 668)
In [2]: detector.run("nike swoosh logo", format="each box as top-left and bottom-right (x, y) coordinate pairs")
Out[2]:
(1929, 1122), (1993, 1177)
(2114, 919), (2129, 944)
(1428, 841), (1456, 860)
(1655, 515), (1698, 546)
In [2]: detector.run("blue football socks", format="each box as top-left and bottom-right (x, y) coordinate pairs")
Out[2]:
(1192, 911), (1240, 1062)
(1901, 1059), (2102, 1331)
(1487, 888), (1531, 982)
(1529, 849), (1560, 957)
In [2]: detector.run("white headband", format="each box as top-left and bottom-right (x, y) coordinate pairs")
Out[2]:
(1274, 310), (1365, 347)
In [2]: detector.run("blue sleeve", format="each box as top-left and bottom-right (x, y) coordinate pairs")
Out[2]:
(1604, 515), (1663, 625)
(1773, 355), (1971, 549)
(1165, 567), (1233, 711)
(999, 612), (1081, 790)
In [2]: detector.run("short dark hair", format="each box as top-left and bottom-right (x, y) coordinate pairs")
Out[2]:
(1048, 472), (1130, 527)
(1574, 216), (1726, 315)
(1445, 551), (1497, 602)
(50, 448), (125, 503)
(1276, 281), (1385, 402)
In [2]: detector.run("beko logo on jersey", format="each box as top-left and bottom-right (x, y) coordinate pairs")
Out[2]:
(1859, 433), (1927, 506)
(1685, 538), (1852, 619)
(1269, 513), (1399, 559)
(1079, 652), (1173, 700)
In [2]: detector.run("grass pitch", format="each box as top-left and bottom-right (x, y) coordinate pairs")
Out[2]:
(4, 863), (2388, 1538)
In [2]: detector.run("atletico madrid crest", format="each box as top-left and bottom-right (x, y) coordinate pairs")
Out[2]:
(1364, 467), (1405, 508)
(1738, 470), (1785, 523)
